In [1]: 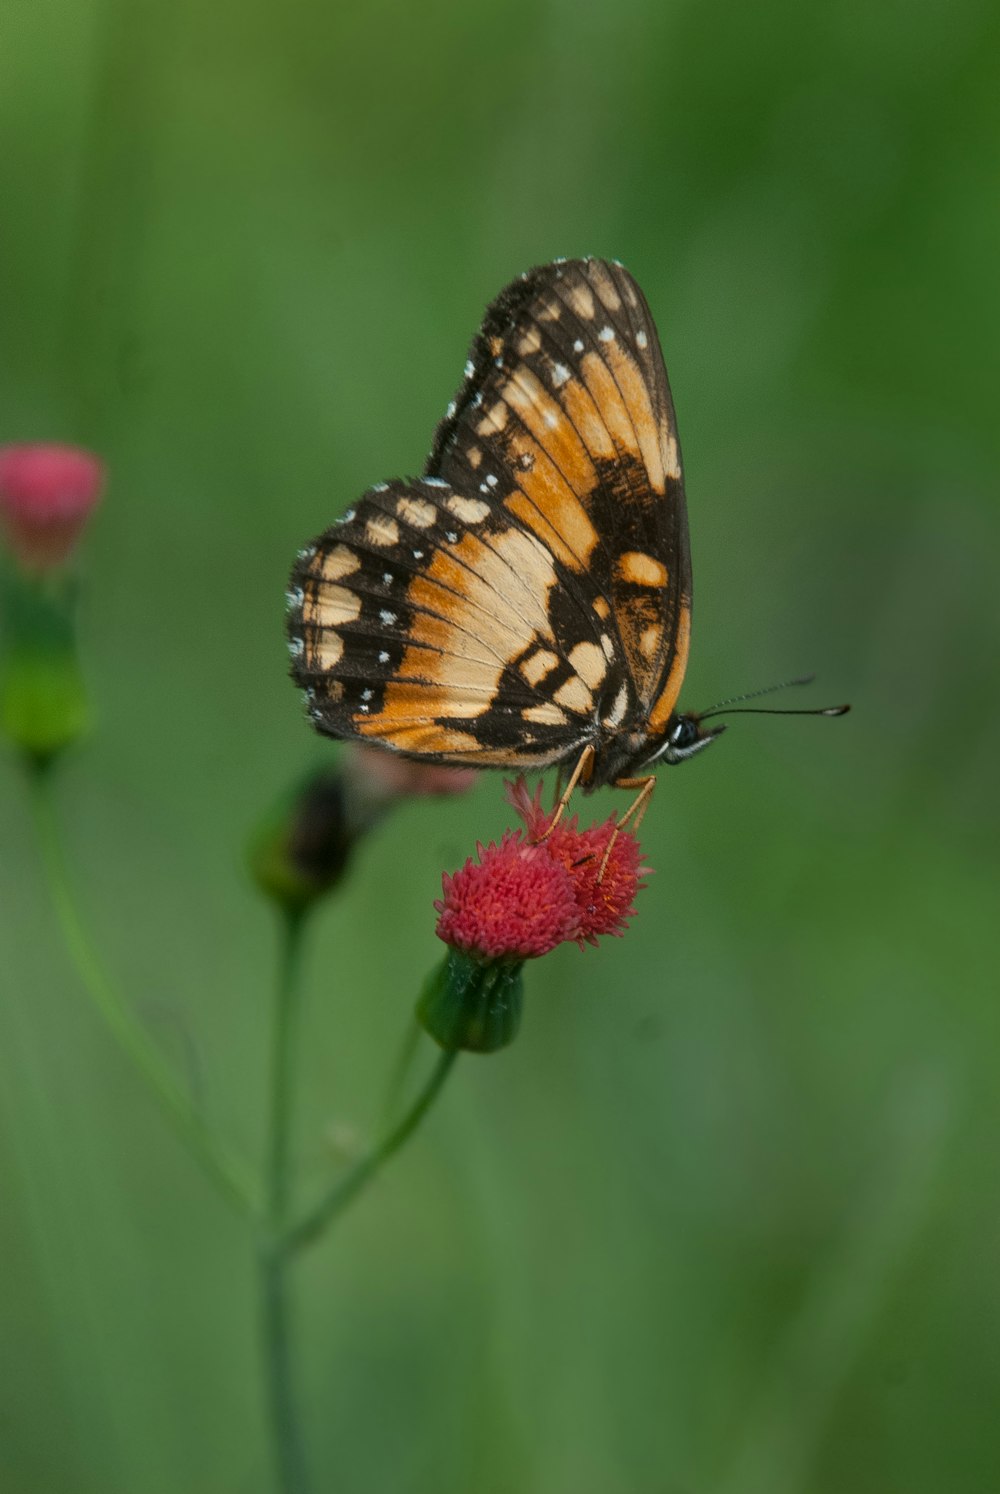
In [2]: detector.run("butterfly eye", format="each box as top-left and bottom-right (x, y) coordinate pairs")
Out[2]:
(669, 716), (700, 749)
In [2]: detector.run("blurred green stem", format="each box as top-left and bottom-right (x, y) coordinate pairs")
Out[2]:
(26, 763), (258, 1216)
(260, 909), (310, 1494)
(378, 1013), (423, 1128)
(283, 1047), (457, 1256)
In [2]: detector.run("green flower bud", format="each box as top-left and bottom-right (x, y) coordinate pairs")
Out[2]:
(248, 768), (355, 913)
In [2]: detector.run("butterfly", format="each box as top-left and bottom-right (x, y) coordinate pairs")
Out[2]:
(287, 257), (844, 825)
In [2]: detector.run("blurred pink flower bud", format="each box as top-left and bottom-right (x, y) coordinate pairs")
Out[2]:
(343, 743), (477, 808)
(0, 444), (104, 571)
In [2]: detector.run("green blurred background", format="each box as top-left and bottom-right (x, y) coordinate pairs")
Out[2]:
(2, 0), (998, 1489)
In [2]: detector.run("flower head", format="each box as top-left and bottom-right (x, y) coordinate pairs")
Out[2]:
(0, 444), (104, 571)
(435, 830), (579, 960)
(436, 778), (650, 961)
(505, 778), (650, 944)
(424, 778), (651, 1052)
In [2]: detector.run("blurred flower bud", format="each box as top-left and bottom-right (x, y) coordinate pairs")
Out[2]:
(249, 746), (475, 915)
(341, 743), (477, 820)
(0, 444), (104, 572)
(249, 768), (355, 913)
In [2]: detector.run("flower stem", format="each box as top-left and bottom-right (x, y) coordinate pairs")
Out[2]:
(259, 910), (311, 1494)
(284, 1047), (458, 1256)
(378, 1014), (423, 1128)
(26, 763), (259, 1216)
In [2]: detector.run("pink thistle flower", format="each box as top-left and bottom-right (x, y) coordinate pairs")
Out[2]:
(435, 831), (580, 960)
(505, 777), (650, 945)
(0, 444), (104, 571)
(550, 816), (648, 944)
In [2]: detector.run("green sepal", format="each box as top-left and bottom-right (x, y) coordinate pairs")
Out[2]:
(417, 949), (524, 1053)
(0, 568), (89, 766)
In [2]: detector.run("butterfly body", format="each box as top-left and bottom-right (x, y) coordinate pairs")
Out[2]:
(288, 258), (719, 789)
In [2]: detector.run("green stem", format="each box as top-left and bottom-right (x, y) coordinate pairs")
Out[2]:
(284, 1047), (458, 1256)
(378, 1014), (423, 1129)
(260, 910), (310, 1494)
(267, 912), (305, 1224)
(26, 764), (258, 1217)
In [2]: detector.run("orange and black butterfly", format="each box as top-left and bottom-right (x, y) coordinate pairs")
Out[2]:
(287, 257), (845, 815)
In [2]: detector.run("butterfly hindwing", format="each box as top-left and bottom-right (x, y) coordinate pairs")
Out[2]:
(288, 477), (625, 766)
(427, 258), (691, 724)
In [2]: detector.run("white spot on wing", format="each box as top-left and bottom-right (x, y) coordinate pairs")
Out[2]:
(636, 330), (648, 349)
(551, 363), (570, 388)
(379, 609), (397, 625)
(598, 326), (615, 342)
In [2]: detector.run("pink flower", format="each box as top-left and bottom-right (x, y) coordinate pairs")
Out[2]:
(0, 444), (104, 571)
(435, 779), (650, 961)
(505, 780), (649, 945)
(435, 831), (580, 960)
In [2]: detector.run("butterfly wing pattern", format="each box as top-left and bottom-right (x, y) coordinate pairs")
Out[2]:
(287, 257), (692, 789)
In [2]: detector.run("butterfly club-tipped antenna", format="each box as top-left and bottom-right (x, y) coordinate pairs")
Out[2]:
(659, 675), (849, 765)
(696, 674), (851, 725)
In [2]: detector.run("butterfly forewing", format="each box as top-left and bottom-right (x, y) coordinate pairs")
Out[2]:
(288, 258), (692, 780)
(427, 258), (691, 721)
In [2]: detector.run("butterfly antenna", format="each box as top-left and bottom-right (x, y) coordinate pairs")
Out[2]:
(699, 676), (849, 723)
(701, 703), (851, 720)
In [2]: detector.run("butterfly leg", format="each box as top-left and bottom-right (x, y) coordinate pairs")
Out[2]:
(534, 744), (595, 843)
(597, 775), (657, 879)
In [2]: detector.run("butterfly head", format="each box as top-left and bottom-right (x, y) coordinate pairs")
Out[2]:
(650, 713), (727, 767)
